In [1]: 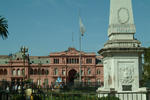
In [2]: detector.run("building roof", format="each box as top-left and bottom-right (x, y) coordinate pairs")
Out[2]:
(0, 56), (9, 64)
(0, 51), (26, 64)
(0, 47), (102, 65)
(50, 47), (96, 56)
(29, 56), (50, 64)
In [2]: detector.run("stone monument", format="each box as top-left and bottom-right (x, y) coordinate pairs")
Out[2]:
(97, 0), (146, 99)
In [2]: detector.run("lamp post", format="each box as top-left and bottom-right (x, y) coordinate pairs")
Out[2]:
(20, 46), (28, 81)
(38, 61), (41, 88)
(8, 53), (13, 92)
(46, 67), (48, 91)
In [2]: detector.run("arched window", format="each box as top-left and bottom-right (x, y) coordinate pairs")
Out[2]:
(22, 69), (25, 75)
(34, 69), (37, 75)
(54, 68), (58, 75)
(0, 69), (3, 75)
(42, 69), (45, 75)
(45, 69), (49, 75)
(81, 70), (84, 76)
(71, 58), (74, 64)
(87, 68), (91, 75)
(4, 69), (7, 75)
(38, 68), (41, 75)
(30, 68), (33, 75)
(97, 69), (101, 75)
(12, 69), (16, 76)
(17, 69), (21, 76)
(62, 70), (65, 75)
(69, 59), (71, 64)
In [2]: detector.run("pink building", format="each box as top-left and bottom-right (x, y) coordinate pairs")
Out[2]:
(0, 47), (103, 87)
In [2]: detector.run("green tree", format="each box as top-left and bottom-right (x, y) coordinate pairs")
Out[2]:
(0, 16), (8, 39)
(142, 47), (150, 86)
(144, 47), (150, 64)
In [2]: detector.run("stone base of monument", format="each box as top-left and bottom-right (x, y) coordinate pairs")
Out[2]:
(97, 87), (147, 100)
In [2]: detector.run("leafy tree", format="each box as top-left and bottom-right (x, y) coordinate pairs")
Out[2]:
(142, 47), (150, 86)
(0, 16), (8, 39)
(144, 47), (150, 64)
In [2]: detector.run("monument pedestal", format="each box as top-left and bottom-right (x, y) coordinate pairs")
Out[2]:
(98, 47), (144, 92)
(97, 47), (147, 100)
(97, 0), (147, 99)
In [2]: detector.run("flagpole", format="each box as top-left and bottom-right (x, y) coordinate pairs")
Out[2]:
(79, 9), (82, 83)
(72, 32), (74, 47)
(79, 29), (82, 83)
(79, 9), (85, 84)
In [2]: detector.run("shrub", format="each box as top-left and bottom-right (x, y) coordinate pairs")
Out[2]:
(11, 95), (25, 100)
(33, 95), (42, 100)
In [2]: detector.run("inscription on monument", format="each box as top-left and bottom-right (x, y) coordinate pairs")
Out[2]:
(122, 85), (132, 91)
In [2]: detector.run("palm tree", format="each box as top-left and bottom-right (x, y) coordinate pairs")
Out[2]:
(0, 16), (8, 39)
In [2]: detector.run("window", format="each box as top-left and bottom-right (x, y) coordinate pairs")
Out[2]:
(17, 69), (21, 76)
(4, 69), (7, 75)
(34, 69), (37, 75)
(45, 69), (49, 75)
(38, 68), (41, 75)
(86, 58), (92, 64)
(30, 68), (33, 75)
(77, 58), (79, 63)
(97, 69), (101, 75)
(69, 59), (71, 64)
(81, 70), (84, 76)
(62, 70), (66, 75)
(97, 79), (101, 85)
(12, 69), (16, 76)
(54, 58), (59, 64)
(0, 69), (3, 75)
(22, 69), (25, 76)
(87, 68), (91, 75)
(71, 58), (74, 64)
(42, 69), (45, 75)
(54, 68), (58, 75)
(67, 58), (79, 64)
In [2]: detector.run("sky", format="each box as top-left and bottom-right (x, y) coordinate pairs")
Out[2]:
(0, 0), (150, 56)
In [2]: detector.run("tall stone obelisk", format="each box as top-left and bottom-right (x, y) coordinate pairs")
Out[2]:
(98, 0), (145, 92)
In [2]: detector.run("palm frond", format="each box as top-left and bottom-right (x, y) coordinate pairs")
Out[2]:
(0, 16), (9, 39)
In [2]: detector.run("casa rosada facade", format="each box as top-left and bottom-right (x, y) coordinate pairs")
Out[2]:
(0, 47), (103, 87)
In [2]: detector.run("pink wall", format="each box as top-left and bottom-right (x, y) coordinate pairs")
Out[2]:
(0, 48), (104, 87)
